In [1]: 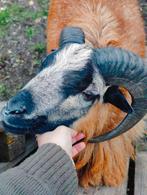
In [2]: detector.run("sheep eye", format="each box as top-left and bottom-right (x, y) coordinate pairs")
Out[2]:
(82, 92), (95, 101)
(82, 91), (100, 102)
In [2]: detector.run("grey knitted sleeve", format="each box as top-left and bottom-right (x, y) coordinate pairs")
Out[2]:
(0, 143), (78, 195)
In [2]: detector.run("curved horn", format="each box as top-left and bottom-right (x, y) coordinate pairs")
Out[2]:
(59, 27), (85, 47)
(39, 27), (85, 71)
(89, 47), (147, 143)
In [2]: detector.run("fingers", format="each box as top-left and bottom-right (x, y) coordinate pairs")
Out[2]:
(72, 142), (86, 158)
(56, 126), (85, 145)
(72, 133), (85, 144)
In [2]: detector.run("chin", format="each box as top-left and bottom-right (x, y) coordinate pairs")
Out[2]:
(2, 120), (52, 135)
(2, 115), (76, 135)
(2, 113), (49, 135)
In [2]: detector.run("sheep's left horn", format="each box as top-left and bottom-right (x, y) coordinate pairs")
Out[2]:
(89, 47), (147, 143)
(59, 27), (85, 47)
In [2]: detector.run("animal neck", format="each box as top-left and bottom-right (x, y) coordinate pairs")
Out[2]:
(68, 0), (121, 48)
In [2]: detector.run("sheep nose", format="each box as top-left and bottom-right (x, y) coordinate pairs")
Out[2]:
(4, 105), (27, 115)
(4, 90), (34, 116)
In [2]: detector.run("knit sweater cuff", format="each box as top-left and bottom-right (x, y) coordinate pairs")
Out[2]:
(19, 143), (78, 195)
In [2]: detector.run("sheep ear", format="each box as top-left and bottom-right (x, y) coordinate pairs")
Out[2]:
(103, 86), (133, 113)
(40, 50), (58, 71)
(59, 27), (85, 47)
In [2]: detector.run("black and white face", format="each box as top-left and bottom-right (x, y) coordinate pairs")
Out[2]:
(2, 44), (106, 134)
(1, 25), (143, 143)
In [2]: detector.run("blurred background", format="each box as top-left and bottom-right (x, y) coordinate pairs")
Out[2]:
(0, 0), (146, 101)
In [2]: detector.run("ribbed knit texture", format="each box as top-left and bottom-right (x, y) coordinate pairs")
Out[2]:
(0, 144), (78, 195)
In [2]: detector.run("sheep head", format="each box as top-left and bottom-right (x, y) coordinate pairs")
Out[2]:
(2, 27), (147, 143)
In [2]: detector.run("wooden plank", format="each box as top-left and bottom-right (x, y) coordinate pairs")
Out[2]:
(135, 152), (147, 195)
(0, 136), (37, 173)
(77, 182), (128, 195)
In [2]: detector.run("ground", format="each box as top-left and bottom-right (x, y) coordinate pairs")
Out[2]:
(0, 0), (146, 101)
(0, 0), (49, 100)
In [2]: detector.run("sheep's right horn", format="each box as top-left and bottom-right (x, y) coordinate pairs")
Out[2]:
(89, 47), (147, 143)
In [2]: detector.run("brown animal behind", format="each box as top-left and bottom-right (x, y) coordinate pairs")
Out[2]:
(47, 0), (146, 187)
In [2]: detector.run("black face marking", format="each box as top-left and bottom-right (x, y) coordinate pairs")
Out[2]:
(2, 114), (76, 135)
(2, 90), (35, 133)
(103, 86), (133, 113)
(6, 90), (35, 115)
(2, 115), (48, 135)
(34, 118), (76, 134)
(40, 49), (59, 71)
(62, 60), (93, 97)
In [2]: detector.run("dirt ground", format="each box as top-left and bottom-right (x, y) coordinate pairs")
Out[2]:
(0, 0), (49, 100)
(0, 0), (146, 101)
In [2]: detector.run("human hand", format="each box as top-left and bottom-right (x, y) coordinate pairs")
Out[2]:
(36, 126), (86, 160)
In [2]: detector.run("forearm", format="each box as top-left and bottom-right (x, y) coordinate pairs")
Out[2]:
(0, 144), (78, 195)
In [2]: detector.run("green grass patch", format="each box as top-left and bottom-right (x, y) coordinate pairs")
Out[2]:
(0, 2), (48, 38)
(0, 4), (24, 26)
(0, 8), (10, 26)
(37, 0), (49, 16)
(25, 27), (38, 39)
(0, 84), (11, 99)
(0, 3), (47, 24)
(33, 58), (41, 66)
(0, 83), (23, 100)
(32, 43), (46, 54)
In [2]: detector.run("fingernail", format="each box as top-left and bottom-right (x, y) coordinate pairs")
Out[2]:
(80, 142), (86, 150)
(79, 133), (85, 138)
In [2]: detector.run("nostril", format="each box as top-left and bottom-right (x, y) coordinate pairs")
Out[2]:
(3, 90), (34, 117)
(5, 106), (27, 116)
(4, 109), (10, 116)
(11, 106), (27, 115)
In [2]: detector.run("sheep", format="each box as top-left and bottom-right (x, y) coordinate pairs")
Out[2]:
(46, 0), (146, 187)
(1, 0), (147, 189)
